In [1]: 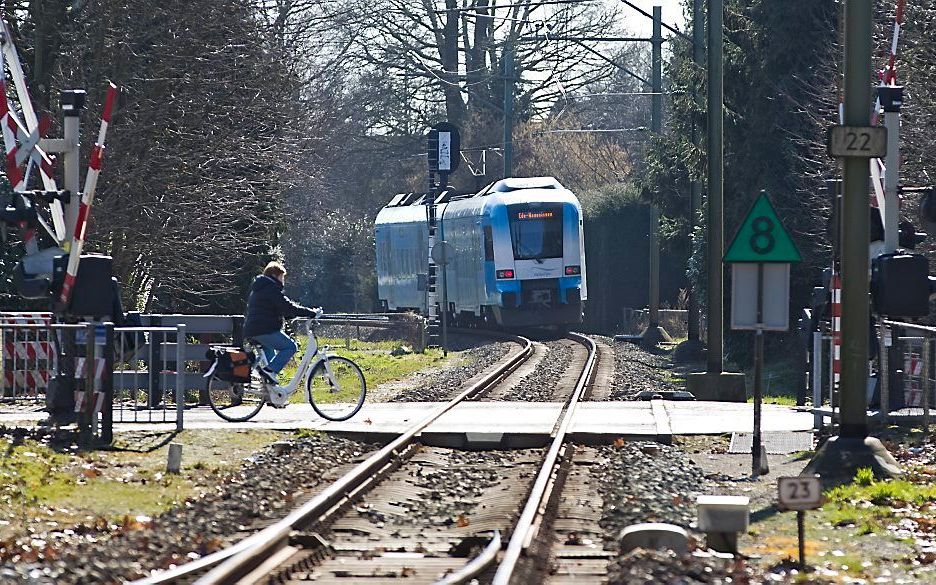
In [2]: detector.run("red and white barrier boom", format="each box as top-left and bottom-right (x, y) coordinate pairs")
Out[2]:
(0, 19), (62, 230)
(0, 41), (59, 253)
(0, 14), (118, 310)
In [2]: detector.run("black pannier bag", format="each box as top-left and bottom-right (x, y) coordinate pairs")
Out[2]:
(204, 346), (254, 383)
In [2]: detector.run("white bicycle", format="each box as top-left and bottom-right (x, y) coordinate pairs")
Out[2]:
(205, 315), (366, 422)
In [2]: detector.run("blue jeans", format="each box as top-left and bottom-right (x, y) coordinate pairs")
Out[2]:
(252, 331), (297, 374)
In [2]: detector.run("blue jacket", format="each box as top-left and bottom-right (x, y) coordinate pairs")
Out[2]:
(243, 275), (315, 338)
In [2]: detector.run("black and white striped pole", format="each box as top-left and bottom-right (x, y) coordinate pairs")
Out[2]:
(426, 123), (460, 349)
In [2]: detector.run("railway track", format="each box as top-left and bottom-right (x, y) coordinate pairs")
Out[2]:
(132, 329), (533, 584)
(135, 330), (601, 584)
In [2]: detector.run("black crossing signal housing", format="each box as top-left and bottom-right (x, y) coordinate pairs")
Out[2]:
(871, 252), (930, 317)
(870, 207), (885, 242)
(920, 188), (936, 224)
(898, 221), (927, 250)
(427, 122), (460, 174)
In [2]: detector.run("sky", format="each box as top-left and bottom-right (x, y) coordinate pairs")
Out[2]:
(619, 0), (686, 37)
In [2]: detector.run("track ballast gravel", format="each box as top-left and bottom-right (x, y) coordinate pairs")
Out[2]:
(356, 448), (524, 532)
(607, 548), (758, 583)
(499, 339), (573, 401)
(390, 336), (511, 402)
(596, 441), (705, 535)
(595, 336), (678, 400)
(3, 434), (373, 584)
(596, 441), (766, 583)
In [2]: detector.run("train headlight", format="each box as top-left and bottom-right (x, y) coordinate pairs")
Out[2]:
(496, 269), (515, 279)
(564, 265), (581, 275)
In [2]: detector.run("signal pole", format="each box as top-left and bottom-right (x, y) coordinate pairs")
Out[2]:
(642, 6), (669, 344)
(838, 0), (873, 441)
(686, 0), (745, 400)
(706, 0), (724, 374)
(503, 44), (515, 178)
(642, 7), (670, 345)
(805, 0), (900, 479)
(687, 0), (704, 345)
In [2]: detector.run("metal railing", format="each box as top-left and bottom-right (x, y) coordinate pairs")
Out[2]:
(878, 320), (933, 433)
(112, 325), (189, 430)
(811, 320), (933, 434)
(0, 320), (111, 442)
(1, 312), (429, 439)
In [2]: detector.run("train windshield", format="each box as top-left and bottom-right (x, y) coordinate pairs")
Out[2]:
(507, 204), (564, 260)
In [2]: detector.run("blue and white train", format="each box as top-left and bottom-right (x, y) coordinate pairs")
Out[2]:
(375, 177), (587, 327)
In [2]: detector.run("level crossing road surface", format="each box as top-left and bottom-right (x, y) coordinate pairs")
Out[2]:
(1, 401), (814, 442)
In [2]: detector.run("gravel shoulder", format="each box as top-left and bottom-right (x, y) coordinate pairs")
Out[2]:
(669, 434), (935, 583)
(2, 429), (375, 583)
(585, 440), (772, 583)
(592, 336), (678, 400)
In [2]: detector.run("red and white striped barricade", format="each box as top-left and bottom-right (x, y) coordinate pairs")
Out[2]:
(0, 312), (53, 399)
(74, 355), (107, 414)
(904, 350), (924, 408)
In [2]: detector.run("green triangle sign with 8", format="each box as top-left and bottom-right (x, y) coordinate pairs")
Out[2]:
(724, 191), (801, 263)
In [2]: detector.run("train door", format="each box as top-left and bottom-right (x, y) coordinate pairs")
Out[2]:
(482, 221), (497, 310)
(575, 205), (587, 301)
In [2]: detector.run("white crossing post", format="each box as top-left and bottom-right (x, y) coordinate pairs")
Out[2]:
(923, 337), (930, 435)
(176, 324), (186, 431)
(812, 332), (823, 430)
(880, 322), (890, 425)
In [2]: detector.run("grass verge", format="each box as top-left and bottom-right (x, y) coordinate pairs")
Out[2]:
(279, 336), (457, 402)
(0, 429), (288, 541)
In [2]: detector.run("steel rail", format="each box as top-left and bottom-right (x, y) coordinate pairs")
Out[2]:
(131, 331), (532, 585)
(491, 332), (597, 585)
(434, 530), (502, 585)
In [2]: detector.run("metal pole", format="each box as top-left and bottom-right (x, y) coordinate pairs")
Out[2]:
(176, 324), (185, 431)
(812, 331), (823, 430)
(81, 322), (95, 445)
(829, 332), (836, 425)
(503, 45), (514, 178)
(839, 0), (873, 439)
(648, 6), (662, 331)
(752, 263), (764, 477)
(102, 322), (114, 444)
(923, 337), (930, 435)
(797, 511), (806, 570)
(441, 257), (449, 357)
(426, 180), (445, 348)
(879, 321), (889, 425)
(706, 0), (724, 373)
(687, 0), (704, 342)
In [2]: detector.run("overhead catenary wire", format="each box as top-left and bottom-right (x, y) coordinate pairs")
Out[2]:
(569, 91), (682, 97)
(460, 11), (546, 25)
(520, 35), (654, 42)
(434, 0), (599, 13)
(618, 0), (692, 43)
(539, 127), (648, 133)
(565, 37), (650, 87)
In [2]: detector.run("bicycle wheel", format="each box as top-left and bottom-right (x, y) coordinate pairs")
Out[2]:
(306, 356), (366, 421)
(206, 372), (266, 422)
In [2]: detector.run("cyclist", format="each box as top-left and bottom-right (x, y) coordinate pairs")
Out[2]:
(244, 261), (320, 385)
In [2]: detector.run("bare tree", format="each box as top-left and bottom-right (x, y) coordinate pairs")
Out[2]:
(350, 0), (624, 127)
(45, 0), (312, 311)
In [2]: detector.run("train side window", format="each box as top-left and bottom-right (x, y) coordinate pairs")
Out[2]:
(483, 226), (494, 261)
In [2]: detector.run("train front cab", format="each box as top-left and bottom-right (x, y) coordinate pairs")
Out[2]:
(488, 197), (585, 327)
